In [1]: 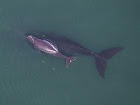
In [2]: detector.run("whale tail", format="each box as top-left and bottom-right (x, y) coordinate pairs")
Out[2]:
(94, 47), (123, 79)
(66, 57), (77, 68)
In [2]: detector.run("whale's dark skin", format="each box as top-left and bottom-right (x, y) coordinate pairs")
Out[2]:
(37, 36), (95, 56)
(27, 33), (123, 78)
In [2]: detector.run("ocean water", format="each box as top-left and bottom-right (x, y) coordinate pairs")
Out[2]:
(0, 0), (140, 105)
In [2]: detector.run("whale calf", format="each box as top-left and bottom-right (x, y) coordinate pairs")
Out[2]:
(27, 33), (123, 78)
(27, 35), (77, 68)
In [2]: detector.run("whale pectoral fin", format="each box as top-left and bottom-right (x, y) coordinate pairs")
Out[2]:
(33, 45), (40, 52)
(66, 57), (77, 68)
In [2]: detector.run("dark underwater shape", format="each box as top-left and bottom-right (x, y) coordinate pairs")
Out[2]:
(27, 33), (123, 78)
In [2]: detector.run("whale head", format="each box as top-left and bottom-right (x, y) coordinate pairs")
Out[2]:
(27, 35), (35, 44)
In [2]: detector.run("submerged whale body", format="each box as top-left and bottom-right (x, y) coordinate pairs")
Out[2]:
(27, 33), (123, 78)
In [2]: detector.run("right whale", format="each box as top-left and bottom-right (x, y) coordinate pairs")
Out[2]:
(28, 33), (123, 78)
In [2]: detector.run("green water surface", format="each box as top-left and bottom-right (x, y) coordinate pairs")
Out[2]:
(0, 0), (140, 105)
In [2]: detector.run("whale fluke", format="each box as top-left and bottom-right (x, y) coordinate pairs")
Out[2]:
(66, 57), (77, 68)
(94, 47), (123, 78)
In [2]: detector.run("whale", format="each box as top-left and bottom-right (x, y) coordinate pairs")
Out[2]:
(27, 33), (123, 78)
(27, 35), (77, 68)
